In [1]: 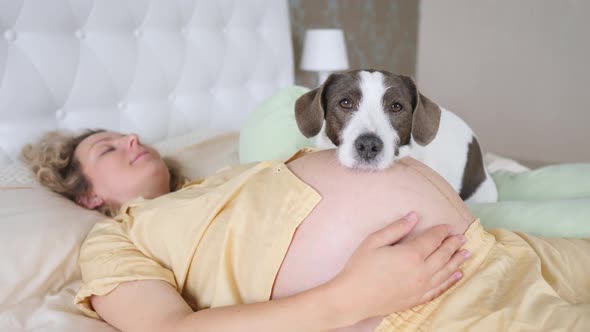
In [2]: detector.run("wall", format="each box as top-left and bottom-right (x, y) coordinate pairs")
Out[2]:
(289, 0), (418, 87)
(417, 0), (590, 166)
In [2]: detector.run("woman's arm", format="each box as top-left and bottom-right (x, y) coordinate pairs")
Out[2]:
(92, 278), (343, 332)
(91, 213), (469, 332)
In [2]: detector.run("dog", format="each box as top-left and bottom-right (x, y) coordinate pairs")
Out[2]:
(294, 69), (498, 203)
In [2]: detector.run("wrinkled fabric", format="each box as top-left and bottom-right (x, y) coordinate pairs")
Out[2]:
(376, 220), (590, 331)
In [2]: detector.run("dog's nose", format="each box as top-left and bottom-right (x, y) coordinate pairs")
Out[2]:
(354, 134), (383, 160)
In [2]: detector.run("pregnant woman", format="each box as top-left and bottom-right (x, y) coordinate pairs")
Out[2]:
(23, 130), (590, 331)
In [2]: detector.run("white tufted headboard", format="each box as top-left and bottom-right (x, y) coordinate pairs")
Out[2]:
(0, 0), (294, 166)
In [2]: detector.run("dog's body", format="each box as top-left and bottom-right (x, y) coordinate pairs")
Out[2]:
(295, 70), (497, 203)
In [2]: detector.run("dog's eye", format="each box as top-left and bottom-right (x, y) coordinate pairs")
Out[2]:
(391, 102), (403, 112)
(339, 98), (352, 109)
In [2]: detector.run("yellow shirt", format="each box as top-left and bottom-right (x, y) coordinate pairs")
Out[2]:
(75, 149), (321, 318)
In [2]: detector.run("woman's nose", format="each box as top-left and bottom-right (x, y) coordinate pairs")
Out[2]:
(125, 134), (139, 149)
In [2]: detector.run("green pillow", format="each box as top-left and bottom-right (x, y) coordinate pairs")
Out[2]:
(239, 86), (313, 163)
(468, 199), (590, 238)
(469, 163), (590, 238)
(492, 163), (590, 201)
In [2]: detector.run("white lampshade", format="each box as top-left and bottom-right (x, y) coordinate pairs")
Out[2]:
(300, 29), (349, 81)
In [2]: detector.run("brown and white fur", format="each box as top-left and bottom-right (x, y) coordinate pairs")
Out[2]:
(295, 69), (497, 203)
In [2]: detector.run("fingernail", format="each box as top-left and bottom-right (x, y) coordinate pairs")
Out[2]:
(463, 251), (471, 259)
(454, 272), (463, 280)
(459, 235), (467, 245)
(404, 211), (418, 224)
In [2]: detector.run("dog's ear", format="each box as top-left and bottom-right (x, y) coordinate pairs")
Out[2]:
(295, 83), (327, 138)
(401, 75), (441, 146)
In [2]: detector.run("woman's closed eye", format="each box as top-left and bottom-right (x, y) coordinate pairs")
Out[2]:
(100, 146), (115, 156)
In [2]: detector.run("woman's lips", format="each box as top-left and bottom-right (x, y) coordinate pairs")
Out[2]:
(131, 151), (149, 164)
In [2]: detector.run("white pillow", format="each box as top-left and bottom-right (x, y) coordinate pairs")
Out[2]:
(163, 131), (241, 180)
(0, 187), (103, 306)
(153, 128), (233, 157)
(0, 161), (36, 187)
(0, 187), (112, 332)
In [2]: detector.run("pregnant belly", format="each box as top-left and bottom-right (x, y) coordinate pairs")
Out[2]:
(269, 150), (472, 332)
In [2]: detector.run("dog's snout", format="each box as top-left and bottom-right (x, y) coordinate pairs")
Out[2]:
(354, 134), (383, 160)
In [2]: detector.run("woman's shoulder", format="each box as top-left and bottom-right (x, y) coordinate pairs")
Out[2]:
(79, 216), (130, 260)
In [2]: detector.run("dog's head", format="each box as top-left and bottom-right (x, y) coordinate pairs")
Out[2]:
(295, 69), (441, 170)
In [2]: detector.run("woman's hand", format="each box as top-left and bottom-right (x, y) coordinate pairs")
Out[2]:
(326, 211), (470, 326)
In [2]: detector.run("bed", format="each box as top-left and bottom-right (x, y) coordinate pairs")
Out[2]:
(0, 1), (291, 330)
(0, 1), (588, 331)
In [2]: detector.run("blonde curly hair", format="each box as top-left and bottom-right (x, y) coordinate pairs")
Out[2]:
(21, 129), (188, 217)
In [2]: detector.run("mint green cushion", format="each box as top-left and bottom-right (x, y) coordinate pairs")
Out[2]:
(469, 163), (590, 238)
(492, 163), (590, 201)
(468, 199), (590, 238)
(239, 86), (313, 163)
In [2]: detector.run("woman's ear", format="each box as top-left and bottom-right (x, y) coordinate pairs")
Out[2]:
(76, 192), (104, 209)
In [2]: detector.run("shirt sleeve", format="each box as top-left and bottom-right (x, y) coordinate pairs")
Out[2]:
(74, 218), (177, 319)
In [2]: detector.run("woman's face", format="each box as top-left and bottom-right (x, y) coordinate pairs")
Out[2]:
(74, 131), (170, 209)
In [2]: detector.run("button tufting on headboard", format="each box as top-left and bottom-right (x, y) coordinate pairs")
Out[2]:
(0, 0), (294, 166)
